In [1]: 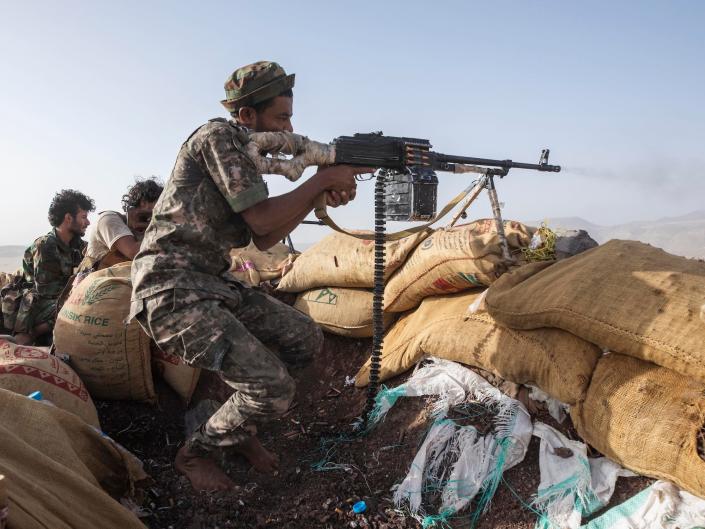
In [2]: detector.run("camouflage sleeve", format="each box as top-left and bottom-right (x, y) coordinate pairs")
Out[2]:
(31, 238), (68, 297)
(201, 127), (269, 213)
(21, 245), (34, 283)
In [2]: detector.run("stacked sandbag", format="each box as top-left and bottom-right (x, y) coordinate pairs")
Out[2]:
(0, 275), (22, 333)
(277, 229), (431, 292)
(0, 388), (147, 529)
(384, 219), (535, 312)
(485, 240), (705, 383)
(294, 287), (396, 337)
(355, 290), (601, 405)
(571, 354), (705, 498)
(53, 262), (156, 402)
(230, 241), (298, 286)
(0, 339), (100, 428)
(0, 272), (17, 289)
(151, 341), (200, 404)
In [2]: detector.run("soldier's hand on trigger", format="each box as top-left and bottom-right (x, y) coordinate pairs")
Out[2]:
(326, 190), (343, 208)
(316, 164), (372, 205)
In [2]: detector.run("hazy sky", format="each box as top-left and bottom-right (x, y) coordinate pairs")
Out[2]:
(1, 0), (703, 246)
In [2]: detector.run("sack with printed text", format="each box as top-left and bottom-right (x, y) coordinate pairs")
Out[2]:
(384, 219), (535, 312)
(53, 262), (156, 402)
(0, 338), (100, 428)
(294, 287), (396, 337)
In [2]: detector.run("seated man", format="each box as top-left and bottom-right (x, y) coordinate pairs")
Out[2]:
(12, 190), (95, 345)
(130, 61), (366, 491)
(79, 178), (163, 273)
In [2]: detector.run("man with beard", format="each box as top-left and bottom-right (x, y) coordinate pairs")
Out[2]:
(12, 189), (95, 345)
(130, 61), (369, 491)
(78, 178), (163, 273)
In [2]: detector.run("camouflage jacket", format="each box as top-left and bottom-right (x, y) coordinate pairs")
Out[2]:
(22, 229), (86, 299)
(131, 118), (268, 300)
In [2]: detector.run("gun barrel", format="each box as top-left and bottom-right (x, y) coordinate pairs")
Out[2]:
(434, 153), (561, 172)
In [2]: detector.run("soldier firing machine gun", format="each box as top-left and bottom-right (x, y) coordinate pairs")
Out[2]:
(245, 131), (561, 420)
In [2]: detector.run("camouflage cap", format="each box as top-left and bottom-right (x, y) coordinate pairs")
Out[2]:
(221, 61), (295, 114)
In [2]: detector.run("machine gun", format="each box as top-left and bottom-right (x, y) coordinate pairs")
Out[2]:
(246, 130), (561, 419)
(248, 130), (560, 258)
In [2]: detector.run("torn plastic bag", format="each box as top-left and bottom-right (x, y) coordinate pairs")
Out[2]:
(582, 480), (705, 529)
(375, 359), (532, 526)
(533, 422), (635, 529)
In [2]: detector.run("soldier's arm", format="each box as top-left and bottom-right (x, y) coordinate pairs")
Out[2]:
(202, 127), (366, 250)
(97, 212), (140, 259)
(32, 238), (66, 297)
(241, 165), (368, 250)
(112, 236), (141, 259)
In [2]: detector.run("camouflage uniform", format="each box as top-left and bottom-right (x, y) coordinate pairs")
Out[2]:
(13, 229), (86, 334)
(131, 62), (323, 454)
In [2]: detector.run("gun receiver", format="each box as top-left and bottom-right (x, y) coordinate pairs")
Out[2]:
(330, 132), (561, 223)
(333, 132), (561, 175)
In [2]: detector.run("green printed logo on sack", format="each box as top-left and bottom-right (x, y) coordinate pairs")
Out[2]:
(53, 267), (155, 403)
(82, 281), (121, 305)
(295, 287), (396, 338)
(458, 272), (481, 285)
(307, 288), (338, 305)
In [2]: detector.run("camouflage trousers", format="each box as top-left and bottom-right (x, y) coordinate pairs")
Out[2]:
(134, 282), (323, 454)
(12, 291), (57, 334)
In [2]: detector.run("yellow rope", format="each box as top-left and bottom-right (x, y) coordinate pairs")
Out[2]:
(521, 223), (557, 261)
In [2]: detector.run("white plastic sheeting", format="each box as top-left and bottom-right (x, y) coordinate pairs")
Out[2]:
(369, 359), (532, 526)
(582, 480), (705, 529)
(528, 386), (569, 424)
(533, 422), (635, 529)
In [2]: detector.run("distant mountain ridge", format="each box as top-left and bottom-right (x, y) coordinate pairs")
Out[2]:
(527, 210), (705, 259)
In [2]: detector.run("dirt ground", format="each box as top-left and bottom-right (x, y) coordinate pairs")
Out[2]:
(98, 333), (653, 529)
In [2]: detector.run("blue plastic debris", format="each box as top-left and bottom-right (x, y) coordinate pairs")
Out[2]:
(27, 391), (43, 400)
(352, 500), (367, 514)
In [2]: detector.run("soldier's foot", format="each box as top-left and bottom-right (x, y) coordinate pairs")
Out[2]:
(174, 445), (235, 491)
(234, 435), (279, 474)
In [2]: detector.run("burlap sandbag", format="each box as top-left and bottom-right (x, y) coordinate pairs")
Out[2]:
(571, 354), (705, 498)
(384, 219), (535, 312)
(356, 290), (601, 405)
(485, 240), (705, 383)
(294, 287), (396, 338)
(54, 262), (155, 402)
(0, 339), (100, 428)
(229, 241), (297, 286)
(151, 342), (200, 404)
(0, 388), (147, 529)
(0, 272), (15, 289)
(277, 229), (431, 293)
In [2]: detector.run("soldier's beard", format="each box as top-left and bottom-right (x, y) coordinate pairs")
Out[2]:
(69, 221), (86, 237)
